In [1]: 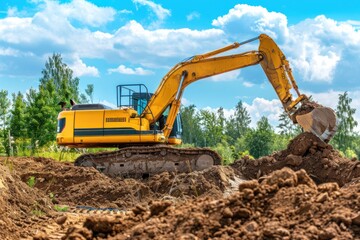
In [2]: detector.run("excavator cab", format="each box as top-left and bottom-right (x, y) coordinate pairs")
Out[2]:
(117, 84), (183, 144)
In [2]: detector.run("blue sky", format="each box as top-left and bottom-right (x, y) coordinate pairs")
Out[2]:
(1, 0), (360, 130)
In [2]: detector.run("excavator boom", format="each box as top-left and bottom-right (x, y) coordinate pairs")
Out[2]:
(56, 33), (337, 177)
(143, 34), (336, 142)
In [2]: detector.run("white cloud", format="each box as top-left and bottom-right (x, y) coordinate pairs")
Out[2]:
(212, 4), (289, 41)
(211, 5), (360, 85)
(112, 20), (225, 67)
(201, 97), (282, 129)
(243, 98), (283, 128)
(1, 0), (360, 100)
(69, 57), (99, 77)
(208, 70), (240, 82)
(120, 9), (133, 14)
(0, 47), (21, 56)
(181, 97), (192, 106)
(59, 0), (116, 27)
(132, 0), (170, 27)
(108, 64), (154, 75)
(286, 15), (359, 83)
(243, 81), (254, 87)
(187, 12), (200, 21)
(133, 0), (170, 20)
(7, 7), (19, 17)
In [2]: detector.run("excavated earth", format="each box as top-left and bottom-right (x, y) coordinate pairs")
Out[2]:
(1, 132), (360, 239)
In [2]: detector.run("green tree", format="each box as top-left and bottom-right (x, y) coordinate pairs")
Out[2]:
(213, 139), (234, 165)
(40, 53), (80, 103)
(332, 92), (358, 152)
(85, 84), (94, 103)
(244, 116), (274, 158)
(200, 109), (224, 147)
(10, 92), (27, 155)
(225, 100), (251, 145)
(277, 111), (300, 137)
(0, 90), (11, 155)
(26, 82), (58, 151)
(180, 105), (204, 146)
(10, 92), (27, 138)
(25, 54), (81, 151)
(0, 90), (10, 130)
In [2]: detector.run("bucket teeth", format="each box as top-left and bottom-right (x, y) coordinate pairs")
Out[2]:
(295, 107), (337, 142)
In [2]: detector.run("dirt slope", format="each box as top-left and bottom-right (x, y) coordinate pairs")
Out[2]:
(62, 168), (360, 239)
(0, 132), (360, 239)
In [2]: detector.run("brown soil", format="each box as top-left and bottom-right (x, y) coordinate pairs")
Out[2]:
(1, 132), (360, 239)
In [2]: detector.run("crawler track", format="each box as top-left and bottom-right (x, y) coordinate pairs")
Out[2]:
(75, 146), (222, 178)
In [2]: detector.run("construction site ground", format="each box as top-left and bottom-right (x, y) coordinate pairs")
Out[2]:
(1, 132), (360, 239)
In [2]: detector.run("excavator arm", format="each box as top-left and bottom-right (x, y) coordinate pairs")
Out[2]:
(143, 34), (337, 142)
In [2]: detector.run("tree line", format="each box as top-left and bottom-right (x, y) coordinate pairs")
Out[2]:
(180, 91), (359, 163)
(0, 54), (93, 156)
(0, 54), (359, 162)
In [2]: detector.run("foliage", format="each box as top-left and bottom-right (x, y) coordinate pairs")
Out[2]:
(226, 100), (251, 145)
(0, 90), (11, 155)
(199, 109), (225, 147)
(331, 92), (358, 152)
(25, 54), (82, 152)
(212, 140), (234, 165)
(180, 105), (204, 146)
(277, 111), (301, 137)
(244, 116), (274, 158)
(31, 209), (45, 216)
(344, 148), (357, 159)
(2, 53), (360, 163)
(54, 205), (69, 212)
(10, 92), (27, 155)
(27, 176), (36, 188)
(85, 84), (94, 103)
(40, 53), (80, 104)
(0, 90), (10, 127)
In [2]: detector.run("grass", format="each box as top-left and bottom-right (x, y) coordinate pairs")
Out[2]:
(26, 176), (36, 188)
(54, 205), (69, 212)
(3, 158), (14, 172)
(36, 151), (81, 162)
(31, 209), (45, 216)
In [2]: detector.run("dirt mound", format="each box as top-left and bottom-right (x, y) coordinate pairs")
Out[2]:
(6, 157), (237, 209)
(231, 132), (360, 186)
(0, 158), (53, 240)
(2, 132), (360, 239)
(61, 168), (360, 239)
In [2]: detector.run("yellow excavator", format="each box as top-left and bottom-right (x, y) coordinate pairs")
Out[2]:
(56, 34), (337, 177)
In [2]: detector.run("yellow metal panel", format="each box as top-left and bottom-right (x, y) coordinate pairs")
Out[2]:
(56, 111), (75, 145)
(74, 110), (104, 128)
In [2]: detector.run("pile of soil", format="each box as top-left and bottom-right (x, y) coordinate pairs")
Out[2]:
(231, 132), (360, 186)
(1, 132), (360, 239)
(0, 158), (53, 239)
(63, 167), (360, 239)
(9, 157), (237, 209)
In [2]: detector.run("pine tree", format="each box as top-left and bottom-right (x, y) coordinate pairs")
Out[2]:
(277, 111), (301, 137)
(332, 92), (358, 152)
(10, 92), (27, 155)
(225, 100), (251, 145)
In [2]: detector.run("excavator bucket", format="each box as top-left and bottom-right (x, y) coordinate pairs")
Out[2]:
(296, 107), (337, 142)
